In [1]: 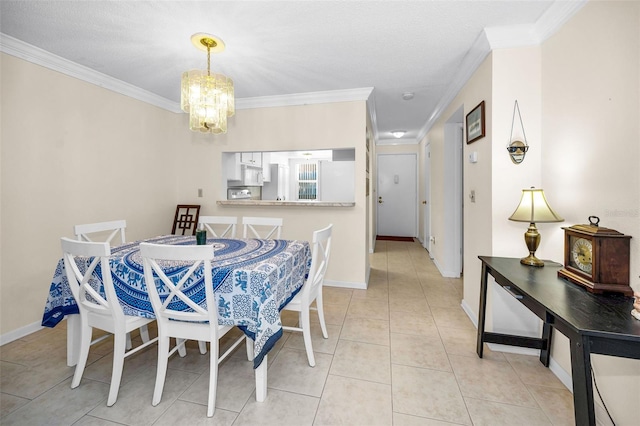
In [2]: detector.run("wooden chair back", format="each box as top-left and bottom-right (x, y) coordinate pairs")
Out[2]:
(172, 205), (200, 236)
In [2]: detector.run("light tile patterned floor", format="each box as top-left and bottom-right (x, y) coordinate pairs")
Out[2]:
(0, 239), (575, 425)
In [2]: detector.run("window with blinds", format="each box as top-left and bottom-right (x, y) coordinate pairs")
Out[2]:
(297, 162), (317, 200)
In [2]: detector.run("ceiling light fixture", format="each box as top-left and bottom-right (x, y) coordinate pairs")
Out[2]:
(402, 92), (415, 101)
(181, 33), (235, 134)
(392, 130), (406, 138)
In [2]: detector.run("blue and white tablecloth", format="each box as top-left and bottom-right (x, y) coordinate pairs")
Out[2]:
(42, 235), (311, 368)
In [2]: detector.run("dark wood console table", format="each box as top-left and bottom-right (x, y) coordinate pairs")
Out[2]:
(477, 256), (640, 425)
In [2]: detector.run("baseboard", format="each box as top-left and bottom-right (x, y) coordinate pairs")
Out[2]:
(365, 266), (371, 289)
(324, 279), (367, 290)
(549, 356), (573, 392)
(461, 299), (477, 327)
(432, 257), (444, 275)
(0, 320), (44, 346)
(486, 343), (540, 357)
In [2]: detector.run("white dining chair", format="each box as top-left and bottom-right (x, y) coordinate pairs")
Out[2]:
(61, 237), (157, 407)
(198, 216), (238, 238)
(281, 224), (332, 367)
(74, 219), (127, 245)
(139, 242), (248, 417)
(242, 216), (283, 239)
(73, 219), (148, 349)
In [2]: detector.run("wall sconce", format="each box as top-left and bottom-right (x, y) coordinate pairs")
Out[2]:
(509, 187), (563, 267)
(507, 100), (529, 164)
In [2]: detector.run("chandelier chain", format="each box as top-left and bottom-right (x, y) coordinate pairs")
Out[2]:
(207, 46), (211, 76)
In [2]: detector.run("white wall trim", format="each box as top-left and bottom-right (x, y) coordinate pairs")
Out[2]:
(236, 87), (374, 109)
(416, 30), (491, 143)
(0, 33), (182, 113)
(533, 0), (587, 43)
(484, 24), (539, 49)
(549, 357), (573, 392)
(2, 0), (586, 140)
(416, 1), (586, 141)
(324, 279), (367, 290)
(432, 257), (449, 278)
(0, 320), (44, 346)
(461, 299), (477, 326)
(0, 33), (374, 116)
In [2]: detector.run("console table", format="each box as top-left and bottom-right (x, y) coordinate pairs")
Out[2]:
(476, 256), (640, 426)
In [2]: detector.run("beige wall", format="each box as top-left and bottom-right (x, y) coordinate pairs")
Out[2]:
(421, 55), (493, 307)
(540, 1), (640, 423)
(1, 53), (182, 335)
(1, 54), (370, 339)
(422, 1), (639, 424)
(173, 101), (369, 287)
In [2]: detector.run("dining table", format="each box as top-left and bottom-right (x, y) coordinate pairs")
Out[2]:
(42, 234), (311, 402)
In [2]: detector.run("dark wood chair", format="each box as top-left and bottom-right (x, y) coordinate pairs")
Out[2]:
(171, 205), (201, 236)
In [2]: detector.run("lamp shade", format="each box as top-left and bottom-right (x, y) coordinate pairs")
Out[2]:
(509, 188), (563, 223)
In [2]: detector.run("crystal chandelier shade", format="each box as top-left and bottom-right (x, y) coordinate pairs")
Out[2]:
(180, 34), (235, 134)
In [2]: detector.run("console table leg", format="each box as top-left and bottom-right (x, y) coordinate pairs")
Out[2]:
(539, 319), (552, 367)
(570, 335), (595, 425)
(476, 263), (489, 358)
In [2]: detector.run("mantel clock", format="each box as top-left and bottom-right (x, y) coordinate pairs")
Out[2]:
(558, 216), (633, 296)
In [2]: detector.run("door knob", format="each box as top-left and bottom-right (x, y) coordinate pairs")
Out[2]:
(378, 196), (383, 204)
(422, 200), (427, 205)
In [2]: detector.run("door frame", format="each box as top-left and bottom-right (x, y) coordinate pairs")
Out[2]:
(442, 108), (464, 277)
(376, 153), (418, 238)
(423, 143), (432, 255)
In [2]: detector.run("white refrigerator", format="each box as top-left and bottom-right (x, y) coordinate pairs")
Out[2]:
(262, 164), (289, 200)
(318, 160), (355, 202)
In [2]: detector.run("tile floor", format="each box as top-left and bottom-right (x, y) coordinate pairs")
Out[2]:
(0, 239), (575, 425)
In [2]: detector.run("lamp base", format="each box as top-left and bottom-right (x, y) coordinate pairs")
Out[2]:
(520, 254), (544, 267)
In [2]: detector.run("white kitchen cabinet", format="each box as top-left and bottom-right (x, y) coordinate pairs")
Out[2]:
(240, 152), (262, 167)
(225, 153), (264, 186)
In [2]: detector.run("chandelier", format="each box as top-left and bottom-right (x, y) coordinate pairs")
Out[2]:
(181, 33), (235, 134)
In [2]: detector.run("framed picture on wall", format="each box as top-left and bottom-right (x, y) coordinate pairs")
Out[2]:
(466, 101), (485, 144)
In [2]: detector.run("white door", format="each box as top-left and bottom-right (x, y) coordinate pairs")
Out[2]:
(377, 154), (417, 237)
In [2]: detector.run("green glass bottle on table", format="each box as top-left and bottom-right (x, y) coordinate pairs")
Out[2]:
(196, 224), (207, 245)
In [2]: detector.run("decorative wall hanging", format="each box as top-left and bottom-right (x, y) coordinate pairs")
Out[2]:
(507, 100), (529, 164)
(466, 101), (485, 144)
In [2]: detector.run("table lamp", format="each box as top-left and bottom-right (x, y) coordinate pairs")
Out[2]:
(509, 187), (563, 267)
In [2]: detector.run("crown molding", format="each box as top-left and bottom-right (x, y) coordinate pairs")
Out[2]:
(416, 0), (586, 142)
(484, 24), (538, 49)
(236, 87), (373, 109)
(0, 33), (182, 113)
(1, 33), (374, 115)
(237, 86), (376, 144)
(1, 0), (587, 138)
(415, 29), (492, 143)
(534, 0), (587, 42)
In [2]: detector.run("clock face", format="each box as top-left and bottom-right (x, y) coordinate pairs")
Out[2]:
(571, 237), (593, 274)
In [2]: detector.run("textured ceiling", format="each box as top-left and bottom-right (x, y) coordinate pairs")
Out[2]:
(1, 1), (563, 142)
